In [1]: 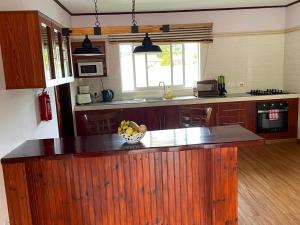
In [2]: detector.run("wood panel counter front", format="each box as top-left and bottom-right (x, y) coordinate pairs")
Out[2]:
(1, 125), (263, 225)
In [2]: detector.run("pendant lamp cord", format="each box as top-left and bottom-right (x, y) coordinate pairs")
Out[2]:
(94, 0), (101, 27)
(131, 0), (137, 26)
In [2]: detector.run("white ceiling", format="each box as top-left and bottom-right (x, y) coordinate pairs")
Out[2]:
(58, 0), (293, 14)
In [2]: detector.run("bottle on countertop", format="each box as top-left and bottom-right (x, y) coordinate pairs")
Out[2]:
(218, 75), (227, 97)
(164, 86), (174, 99)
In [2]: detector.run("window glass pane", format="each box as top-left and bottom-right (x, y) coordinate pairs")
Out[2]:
(53, 31), (62, 78)
(62, 37), (71, 77)
(41, 24), (52, 80)
(119, 43), (201, 92)
(184, 43), (200, 87)
(147, 45), (171, 87)
(120, 44), (135, 91)
(172, 44), (184, 86)
(134, 53), (147, 88)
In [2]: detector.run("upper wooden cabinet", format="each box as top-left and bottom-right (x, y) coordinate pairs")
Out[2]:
(0, 11), (74, 89)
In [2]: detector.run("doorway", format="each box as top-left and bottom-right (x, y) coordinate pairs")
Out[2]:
(55, 83), (75, 138)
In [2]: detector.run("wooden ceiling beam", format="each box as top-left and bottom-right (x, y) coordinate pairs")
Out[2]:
(64, 23), (213, 36)
(66, 25), (162, 36)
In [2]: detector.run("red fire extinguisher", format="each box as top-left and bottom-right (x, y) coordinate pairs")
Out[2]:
(39, 90), (53, 121)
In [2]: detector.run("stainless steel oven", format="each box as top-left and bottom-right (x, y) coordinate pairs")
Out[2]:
(256, 101), (288, 133)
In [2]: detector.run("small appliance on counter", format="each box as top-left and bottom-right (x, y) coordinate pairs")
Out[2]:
(78, 85), (90, 94)
(196, 79), (219, 97)
(217, 75), (227, 97)
(76, 85), (92, 105)
(101, 89), (114, 102)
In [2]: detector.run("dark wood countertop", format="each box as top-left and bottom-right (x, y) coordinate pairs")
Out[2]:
(1, 125), (263, 163)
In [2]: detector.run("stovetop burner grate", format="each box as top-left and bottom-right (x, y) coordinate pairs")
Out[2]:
(247, 89), (289, 96)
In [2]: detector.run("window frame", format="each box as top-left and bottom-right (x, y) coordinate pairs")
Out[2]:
(119, 42), (201, 92)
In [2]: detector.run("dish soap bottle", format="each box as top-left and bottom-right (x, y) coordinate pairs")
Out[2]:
(164, 86), (174, 99)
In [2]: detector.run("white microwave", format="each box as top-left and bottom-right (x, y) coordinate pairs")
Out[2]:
(78, 61), (104, 77)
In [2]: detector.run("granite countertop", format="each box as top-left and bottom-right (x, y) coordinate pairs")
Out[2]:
(74, 93), (300, 111)
(1, 125), (264, 163)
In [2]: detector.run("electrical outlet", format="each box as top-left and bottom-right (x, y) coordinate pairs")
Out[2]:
(239, 82), (246, 87)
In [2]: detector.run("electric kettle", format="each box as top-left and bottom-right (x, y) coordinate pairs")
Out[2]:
(101, 89), (114, 102)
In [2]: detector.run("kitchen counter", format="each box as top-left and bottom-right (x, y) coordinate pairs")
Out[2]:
(1, 125), (262, 225)
(74, 93), (300, 111)
(1, 125), (262, 162)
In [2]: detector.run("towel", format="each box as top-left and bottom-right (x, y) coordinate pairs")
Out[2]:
(268, 109), (279, 121)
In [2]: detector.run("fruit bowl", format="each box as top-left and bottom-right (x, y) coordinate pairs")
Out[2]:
(118, 120), (147, 144)
(119, 132), (146, 144)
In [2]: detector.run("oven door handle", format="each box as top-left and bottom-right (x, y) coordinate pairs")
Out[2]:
(257, 109), (288, 114)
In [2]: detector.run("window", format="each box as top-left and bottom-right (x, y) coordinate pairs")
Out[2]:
(119, 43), (201, 92)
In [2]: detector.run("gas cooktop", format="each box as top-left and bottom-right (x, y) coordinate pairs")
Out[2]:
(247, 89), (289, 96)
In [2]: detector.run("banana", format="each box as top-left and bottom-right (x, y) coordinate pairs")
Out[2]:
(129, 121), (140, 131)
(118, 120), (147, 135)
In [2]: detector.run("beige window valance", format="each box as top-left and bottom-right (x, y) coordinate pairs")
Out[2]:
(108, 23), (213, 43)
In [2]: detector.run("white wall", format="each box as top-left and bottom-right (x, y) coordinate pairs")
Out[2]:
(284, 3), (300, 138)
(285, 3), (300, 29)
(204, 34), (285, 91)
(0, 0), (70, 25)
(72, 8), (286, 99)
(0, 0), (71, 224)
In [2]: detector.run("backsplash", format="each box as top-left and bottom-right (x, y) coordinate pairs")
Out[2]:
(284, 30), (300, 93)
(202, 34), (285, 92)
(283, 30), (300, 139)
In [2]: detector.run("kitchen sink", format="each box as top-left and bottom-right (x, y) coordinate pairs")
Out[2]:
(99, 99), (145, 105)
(136, 96), (197, 102)
(144, 97), (167, 101)
(100, 96), (197, 105)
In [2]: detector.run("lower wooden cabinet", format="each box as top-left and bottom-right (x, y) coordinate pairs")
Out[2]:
(75, 106), (180, 136)
(75, 110), (120, 136)
(178, 104), (218, 127)
(2, 147), (239, 225)
(121, 107), (162, 131)
(75, 98), (298, 139)
(218, 102), (256, 132)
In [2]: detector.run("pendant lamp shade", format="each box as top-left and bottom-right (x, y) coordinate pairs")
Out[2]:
(73, 35), (102, 55)
(133, 33), (162, 54)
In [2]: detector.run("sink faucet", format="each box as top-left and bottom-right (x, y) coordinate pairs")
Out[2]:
(159, 81), (166, 97)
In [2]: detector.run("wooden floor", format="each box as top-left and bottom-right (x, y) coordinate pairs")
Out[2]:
(238, 142), (300, 225)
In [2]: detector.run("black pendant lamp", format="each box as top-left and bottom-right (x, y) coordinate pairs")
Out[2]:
(133, 33), (162, 53)
(73, 0), (102, 55)
(73, 35), (102, 55)
(131, 0), (162, 54)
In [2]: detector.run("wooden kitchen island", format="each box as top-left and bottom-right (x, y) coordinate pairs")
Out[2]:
(1, 125), (263, 225)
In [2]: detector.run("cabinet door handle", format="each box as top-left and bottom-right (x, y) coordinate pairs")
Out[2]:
(222, 109), (245, 112)
(257, 109), (288, 114)
(159, 116), (162, 130)
(222, 122), (244, 125)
